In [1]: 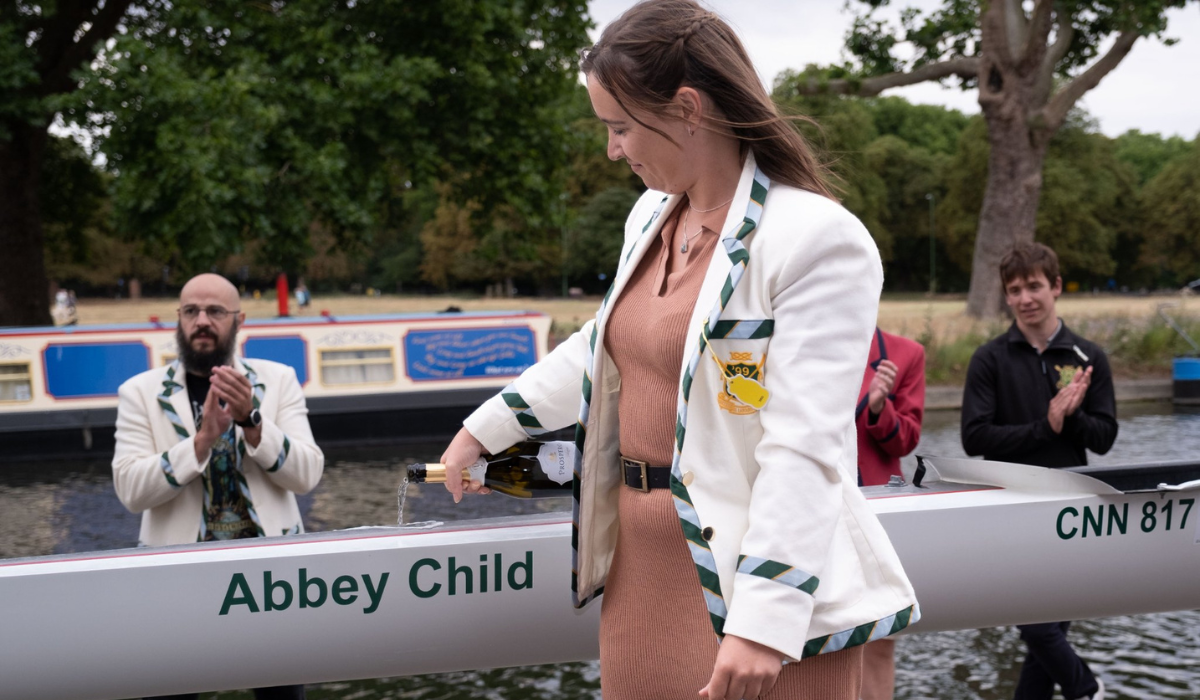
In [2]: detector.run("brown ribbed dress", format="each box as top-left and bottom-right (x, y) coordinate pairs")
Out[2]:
(599, 203), (863, 699)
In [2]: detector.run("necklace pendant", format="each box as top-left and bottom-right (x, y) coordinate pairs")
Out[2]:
(680, 240), (688, 254)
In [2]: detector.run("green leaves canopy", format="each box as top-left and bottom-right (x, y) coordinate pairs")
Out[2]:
(72, 0), (591, 275)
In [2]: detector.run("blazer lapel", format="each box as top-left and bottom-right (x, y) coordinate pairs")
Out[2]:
(679, 153), (762, 375)
(157, 361), (195, 441)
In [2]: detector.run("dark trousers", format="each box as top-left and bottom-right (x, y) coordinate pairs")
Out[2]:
(1014, 622), (1098, 700)
(146, 685), (305, 700)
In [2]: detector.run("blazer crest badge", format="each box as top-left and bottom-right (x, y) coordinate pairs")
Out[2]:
(718, 351), (768, 414)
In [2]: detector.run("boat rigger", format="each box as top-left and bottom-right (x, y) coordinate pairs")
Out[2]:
(1, 457), (1199, 700)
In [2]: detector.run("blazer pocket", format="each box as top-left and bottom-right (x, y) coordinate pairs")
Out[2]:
(707, 319), (774, 340)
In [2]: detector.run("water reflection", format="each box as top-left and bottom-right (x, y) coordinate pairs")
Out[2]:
(3, 404), (1199, 698)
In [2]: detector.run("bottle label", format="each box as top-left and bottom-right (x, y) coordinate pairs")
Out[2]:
(536, 442), (576, 485)
(466, 459), (487, 484)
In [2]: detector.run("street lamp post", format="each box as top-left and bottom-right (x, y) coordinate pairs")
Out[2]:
(560, 194), (569, 298)
(926, 193), (936, 295)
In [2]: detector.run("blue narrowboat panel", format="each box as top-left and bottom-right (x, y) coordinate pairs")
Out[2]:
(243, 336), (309, 385)
(404, 327), (537, 381)
(44, 342), (150, 398)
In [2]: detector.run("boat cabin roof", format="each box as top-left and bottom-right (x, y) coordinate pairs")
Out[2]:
(0, 310), (548, 337)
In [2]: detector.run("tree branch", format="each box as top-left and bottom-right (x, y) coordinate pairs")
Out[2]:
(1032, 17), (1074, 106)
(790, 57), (981, 97)
(1003, 0), (1028, 60)
(1040, 29), (1139, 131)
(39, 0), (134, 96)
(1018, 0), (1056, 72)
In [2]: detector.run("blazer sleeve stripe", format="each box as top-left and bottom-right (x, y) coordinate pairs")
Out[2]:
(159, 452), (181, 488)
(267, 436), (291, 473)
(503, 383), (548, 437)
(737, 554), (819, 594)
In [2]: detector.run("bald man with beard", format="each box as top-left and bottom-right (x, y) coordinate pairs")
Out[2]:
(112, 275), (324, 698)
(111, 276), (325, 695)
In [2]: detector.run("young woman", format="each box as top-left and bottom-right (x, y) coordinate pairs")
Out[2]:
(437, 2), (919, 698)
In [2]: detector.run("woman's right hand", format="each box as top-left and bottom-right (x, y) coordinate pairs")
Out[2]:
(439, 428), (490, 503)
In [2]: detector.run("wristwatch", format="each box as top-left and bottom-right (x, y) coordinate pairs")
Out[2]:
(235, 408), (262, 429)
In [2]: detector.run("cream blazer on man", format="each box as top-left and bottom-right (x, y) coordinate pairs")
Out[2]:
(466, 153), (919, 663)
(113, 358), (324, 547)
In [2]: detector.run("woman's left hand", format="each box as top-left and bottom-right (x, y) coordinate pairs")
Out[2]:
(699, 634), (784, 700)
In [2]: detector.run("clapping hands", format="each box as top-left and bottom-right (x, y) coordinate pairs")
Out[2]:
(1048, 365), (1093, 434)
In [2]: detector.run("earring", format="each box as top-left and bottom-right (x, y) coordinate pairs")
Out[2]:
(688, 125), (695, 136)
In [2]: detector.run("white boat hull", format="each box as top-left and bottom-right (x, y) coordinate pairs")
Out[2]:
(2, 457), (1199, 699)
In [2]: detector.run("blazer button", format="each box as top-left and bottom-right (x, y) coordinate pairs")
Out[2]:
(682, 471), (695, 486)
(701, 526), (714, 541)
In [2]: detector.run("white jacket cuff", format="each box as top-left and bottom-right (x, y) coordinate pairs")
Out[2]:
(463, 394), (528, 455)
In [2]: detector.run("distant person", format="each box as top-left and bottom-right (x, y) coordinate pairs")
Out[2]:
(856, 327), (925, 700)
(51, 289), (77, 326)
(294, 279), (311, 309)
(961, 242), (1116, 700)
(112, 273), (324, 700)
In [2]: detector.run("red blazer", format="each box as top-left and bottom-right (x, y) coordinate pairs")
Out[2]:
(856, 329), (925, 486)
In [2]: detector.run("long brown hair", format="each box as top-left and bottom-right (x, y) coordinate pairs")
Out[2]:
(581, 0), (834, 199)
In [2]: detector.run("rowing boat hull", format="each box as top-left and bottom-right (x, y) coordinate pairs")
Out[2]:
(1, 458), (1198, 699)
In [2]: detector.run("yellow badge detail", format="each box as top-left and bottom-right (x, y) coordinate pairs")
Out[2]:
(1055, 364), (1078, 390)
(717, 351), (769, 413)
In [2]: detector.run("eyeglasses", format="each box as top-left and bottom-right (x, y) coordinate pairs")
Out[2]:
(178, 305), (240, 321)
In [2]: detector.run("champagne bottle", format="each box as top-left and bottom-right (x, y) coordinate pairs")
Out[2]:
(407, 440), (576, 499)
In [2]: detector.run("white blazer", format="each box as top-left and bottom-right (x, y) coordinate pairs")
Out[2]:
(465, 153), (920, 662)
(113, 358), (324, 547)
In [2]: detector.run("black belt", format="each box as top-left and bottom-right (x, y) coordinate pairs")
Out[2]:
(621, 456), (672, 492)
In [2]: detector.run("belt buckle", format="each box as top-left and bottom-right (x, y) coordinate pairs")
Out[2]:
(624, 457), (650, 493)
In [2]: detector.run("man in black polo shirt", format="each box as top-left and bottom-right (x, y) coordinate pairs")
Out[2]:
(962, 242), (1116, 700)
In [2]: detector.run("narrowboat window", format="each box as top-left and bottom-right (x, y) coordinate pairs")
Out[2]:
(320, 348), (395, 385)
(0, 363), (33, 403)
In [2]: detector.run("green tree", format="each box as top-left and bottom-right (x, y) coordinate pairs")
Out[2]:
(80, 0), (590, 279)
(774, 90), (968, 288)
(784, 0), (1197, 317)
(940, 111), (1139, 288)
(1, 0), (138, 325)
(564, 187), (641, 293)
(1, 0), (590, 325)
(1113, 129), (1195, 185)
(1138, 141), (1200, 285)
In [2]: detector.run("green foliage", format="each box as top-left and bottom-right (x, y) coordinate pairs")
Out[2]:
(844, 0), (1193, 82)
(564, 187), (641, 293)
(922, 325), (998, 386)
(1114, 129), (1196, 185)
(1137, 141), (1200, 285)
(70, 0), (591, 277)
(937, 110), (1144, 288)
(774, 81), (969, 290)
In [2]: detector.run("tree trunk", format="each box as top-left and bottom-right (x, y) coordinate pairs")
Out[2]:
(964, 113), (1050, 317)
(0, 122), (52, 327)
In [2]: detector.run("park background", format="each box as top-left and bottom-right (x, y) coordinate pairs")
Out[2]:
(5, 0), (1200, 381)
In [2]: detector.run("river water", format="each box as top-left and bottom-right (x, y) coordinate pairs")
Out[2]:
(3, 402), (1199, 699)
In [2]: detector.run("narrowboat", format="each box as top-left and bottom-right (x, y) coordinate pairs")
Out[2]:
(2, 455), (1198, 699)
(0, 311), (552, 460)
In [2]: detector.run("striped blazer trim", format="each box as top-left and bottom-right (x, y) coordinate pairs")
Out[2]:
(801, 603), (921, 658)
(736, 554), (819, 595)
(571, 194), (669, 606)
